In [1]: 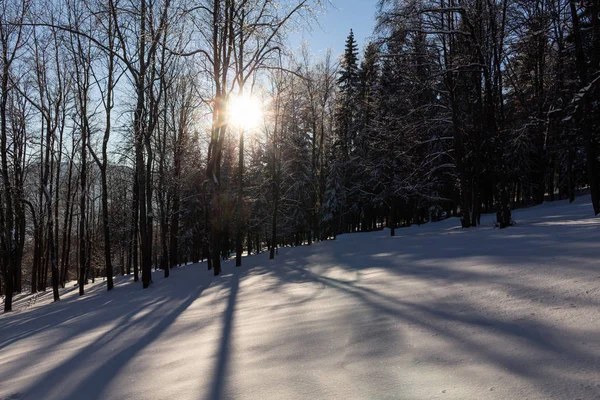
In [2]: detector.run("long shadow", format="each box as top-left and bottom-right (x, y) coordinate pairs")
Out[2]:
(0, 296), (172, 389)
(62, 283), (207, 400)
(11, 282), (206, 400)
(305, 227), (600, 310)
(0, 264), (223, 400)
(295, 265), (562, 353)
(0, 297), (128, 351)
(3, 198), (598, 399)
(273, 261), (599, 398)
(206, 271), (239, 400)
(0, 280), (143, 343)
(0, 282), (182, 380)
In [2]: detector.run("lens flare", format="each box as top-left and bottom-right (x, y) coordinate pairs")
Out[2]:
(228, 94), (263, 130)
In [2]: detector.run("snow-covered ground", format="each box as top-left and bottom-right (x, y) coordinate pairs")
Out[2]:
(1, 196), (599, 400)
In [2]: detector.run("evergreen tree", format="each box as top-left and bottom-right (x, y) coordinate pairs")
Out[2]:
(326, 29), (361, 234)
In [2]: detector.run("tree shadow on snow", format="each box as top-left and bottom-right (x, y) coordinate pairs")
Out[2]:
(206, 271), (239, 400)
(0, 269), (215, 400)
(253, 246), (600, 399)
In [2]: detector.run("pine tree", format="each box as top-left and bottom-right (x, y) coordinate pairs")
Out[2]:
(355, 42), (380, 231)
(327, 30), (360, 234)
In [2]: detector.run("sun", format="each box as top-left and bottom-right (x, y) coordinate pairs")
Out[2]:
(227, 94), (263, 130)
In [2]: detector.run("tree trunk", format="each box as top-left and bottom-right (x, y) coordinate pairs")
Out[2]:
(78, 114), (87, 296)
(100, 42), (115, 290)
(570, 0), (600, 214)
(235, 130), (244, 267)
(270, 163), (279, 260)
(131, 167), (139, 282)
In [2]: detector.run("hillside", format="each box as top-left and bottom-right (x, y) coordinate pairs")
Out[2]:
(1, 196), (599, 400)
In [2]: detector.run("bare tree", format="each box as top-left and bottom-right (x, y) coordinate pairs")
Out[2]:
(0, 0), (29, 311)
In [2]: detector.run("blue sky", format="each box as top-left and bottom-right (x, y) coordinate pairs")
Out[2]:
(289, 0), (379, 58)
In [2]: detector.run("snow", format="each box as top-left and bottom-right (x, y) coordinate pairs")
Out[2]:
(1, 196), (600, 400)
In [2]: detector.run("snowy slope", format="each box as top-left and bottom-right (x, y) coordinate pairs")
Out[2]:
(1, 196), (599, 400)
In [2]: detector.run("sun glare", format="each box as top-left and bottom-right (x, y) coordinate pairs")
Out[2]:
(228, 94), (263, 130)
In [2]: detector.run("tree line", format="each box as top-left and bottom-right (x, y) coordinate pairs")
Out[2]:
(1, 0), (599, 312)
(328, 0), (600, 236)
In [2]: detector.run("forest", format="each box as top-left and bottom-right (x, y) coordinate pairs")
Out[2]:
(1, 0), (599, 314)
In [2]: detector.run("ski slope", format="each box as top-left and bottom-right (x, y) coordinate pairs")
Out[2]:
(1, 196), (599, 400)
